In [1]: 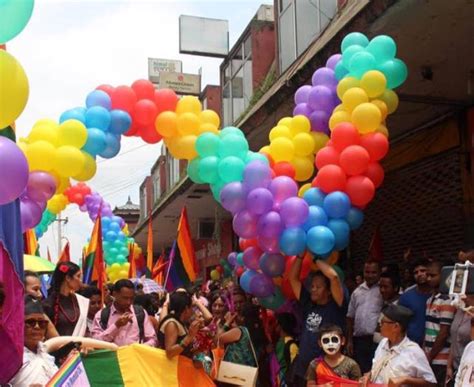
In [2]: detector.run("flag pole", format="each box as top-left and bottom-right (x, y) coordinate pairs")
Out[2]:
(163, 240), (176, 289)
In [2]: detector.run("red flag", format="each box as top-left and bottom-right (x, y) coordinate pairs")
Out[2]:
(128, 243), (136, 279)
(146, 212), (153, 278)
(83, 213), (105, 305)
(177, 206), (198, 280)
(368, 226), (383, 261)
(152, 252), (167, 285)
(58, 242), (70, 263)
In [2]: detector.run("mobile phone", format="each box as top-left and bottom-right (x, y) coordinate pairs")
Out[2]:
(440, 264), (474, 295)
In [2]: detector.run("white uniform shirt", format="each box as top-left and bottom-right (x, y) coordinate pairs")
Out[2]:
(455, 341), (474, 387)
(347, 282), (383, 336)
(371, 336), (436, 385)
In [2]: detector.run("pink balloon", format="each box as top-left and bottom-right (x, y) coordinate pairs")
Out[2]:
(20, 197), (43, 232)
(27, 171), (57, 202)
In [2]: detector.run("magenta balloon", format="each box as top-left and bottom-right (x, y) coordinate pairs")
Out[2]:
(257, 211), (283, 238)
(249, 273), (275, 297)
(243, 246), (263, 270)
(307, 85), (334, 112)
(311, 67), (337, 88)
(293, 103), (312, 117)
(259, 253), (286, 277)
(36, 198), (46, 212)
(220, 182), (247, 214)
(27, 171), (57, 202)
(269, 176), (298, 204)
(258, 235), (280, 253)
(243, 160), (272, 192)
(246, 188), (273, 215)
(20, 198), (43, 232)
(0, 137), (29, 205)
(280, 197), (309, 226)
(294, 85), (312, 105)
(326, 54), (342, 70)
(233, 210), (259, 239)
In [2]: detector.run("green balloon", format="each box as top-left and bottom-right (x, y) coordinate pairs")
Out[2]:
(187, 157), (204, 183)
(367, 35), (396, 63)
(211, 179), (226, 202)
(349, 51), (376, 78)
(341, 32), (369, 53)
(198, 156), (219, 184)
(220, 126), (244, 138)
(259, 287), (285, 310)
(245, 151), (269, 166)
(342, 45), (364, 69)
(335, 61), (349, 81)
(378, 58), (407, 89)
(218, 156), (245, 183)
(196, 133), (220, 157)
(218, 134), (249, 159)
(0, 0), (34, 44)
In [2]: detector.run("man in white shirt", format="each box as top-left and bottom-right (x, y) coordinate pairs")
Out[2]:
(346, 260), (383, 373)
(367, 304), (437, 387)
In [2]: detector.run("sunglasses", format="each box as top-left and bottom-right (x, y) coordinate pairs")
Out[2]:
(321, 336), (340, 344)
(25, 319), (48, 329)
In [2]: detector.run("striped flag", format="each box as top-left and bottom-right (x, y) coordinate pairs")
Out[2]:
(23, 229), (39, 256)
(58, 241), (71, 263)
(146, 213), (153, 278)
(152, 252), (167, 285)
(128, 243), (136, 279)
(83, 215), (104, 291)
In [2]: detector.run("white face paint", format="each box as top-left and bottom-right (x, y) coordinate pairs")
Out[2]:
(321, 333), (341, 355)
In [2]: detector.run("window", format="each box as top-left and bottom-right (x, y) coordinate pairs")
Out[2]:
(140, 184), (147, 220)
(152, 171), (161, 203)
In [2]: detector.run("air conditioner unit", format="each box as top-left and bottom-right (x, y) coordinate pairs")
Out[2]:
(197, 219), (215, 239)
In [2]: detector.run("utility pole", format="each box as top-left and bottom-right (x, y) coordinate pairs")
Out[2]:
(55, 212), (68, 257)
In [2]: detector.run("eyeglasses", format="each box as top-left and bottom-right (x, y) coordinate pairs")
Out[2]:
(25, 319), (48, 329)
(321, 336), (340, 344)
(380, 319), (397, 326)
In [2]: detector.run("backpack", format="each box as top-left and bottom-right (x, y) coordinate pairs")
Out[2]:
(283, 338), (299, 385)
(100, 305), (145, 343)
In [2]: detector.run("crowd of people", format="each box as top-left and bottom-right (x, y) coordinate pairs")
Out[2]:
(2, 248), (474, 386)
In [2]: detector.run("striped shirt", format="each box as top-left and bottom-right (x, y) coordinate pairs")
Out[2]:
(424, 293), (455, 365)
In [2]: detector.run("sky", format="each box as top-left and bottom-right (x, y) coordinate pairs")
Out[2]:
(10, 0), (273, 261)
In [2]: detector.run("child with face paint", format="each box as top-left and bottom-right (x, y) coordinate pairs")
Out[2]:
(305, 324), (361, 386)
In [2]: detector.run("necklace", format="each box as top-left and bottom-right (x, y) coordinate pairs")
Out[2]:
(59, 295), (79, 323)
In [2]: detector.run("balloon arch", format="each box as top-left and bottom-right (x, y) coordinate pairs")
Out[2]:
(0, 2), (408, 307)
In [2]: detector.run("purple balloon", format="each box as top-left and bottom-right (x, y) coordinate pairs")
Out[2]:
(36, 198), (46, 212)
(326, 54), (342, 70)
(249, 273), (275, 297)
(243, 246), (262, 270)
(258, 235), (280, 253)
(246, 188), (273, 215)
(293, 103), (312, 117)
(0, 137), (29, 205)
(233, 210), (259, 239)
(269, 176), (298, 205)
(79, 203), (88, 212)
(220, 182), (247, 214)
(243, 160), (272, 192)
(307, 85), (334, 112)
(228, 252), (238, 267)
(20, 197), (43, 231)
(280, 197), (309, 227)
(257, 211), (283, 238)
(312, 67), (338, 88)
(309, 110), (330, 134)
(294, 85), (312, 105)
(259, 253), (286, 277)
(27, 171), (57, 202)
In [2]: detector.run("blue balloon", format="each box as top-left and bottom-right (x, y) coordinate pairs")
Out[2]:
(240, 269), (258, 293)
(302, 205), (328, 230)
(109, 109), (131, 135)
(345, 207), (364, 230)
(323, 191), (351, 219)
(334, 61), (348, 81)
(109, 222), (121, 233)
(303, 187), (326, 207)
(105, 230), (117, 242)
(99, 133), (121, 159)
(82, 128), (107, 156)
(59, 107), (86, 124)
(85, 106), (111, 131)
(86, 90), (112, 110)
(101, 216), (111, 231)
(306, 226), (335, 255)
(327, 219), (350, 250)
(279, 227), (307, 256)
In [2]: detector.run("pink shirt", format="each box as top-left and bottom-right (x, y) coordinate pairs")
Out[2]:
(91, 304), (157, 347)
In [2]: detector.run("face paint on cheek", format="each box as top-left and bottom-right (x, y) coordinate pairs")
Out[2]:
(321, 333), (341, 355)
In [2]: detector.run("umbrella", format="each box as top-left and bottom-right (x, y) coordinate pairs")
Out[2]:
(131, 278), (164, 294)
(24, 254), (56, 273)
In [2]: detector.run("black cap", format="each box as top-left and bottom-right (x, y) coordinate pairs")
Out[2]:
(382, 304), (413, 329)
(25, 295), (44, 315)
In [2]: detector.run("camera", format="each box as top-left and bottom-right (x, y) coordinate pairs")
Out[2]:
(439, 261), (474, 295)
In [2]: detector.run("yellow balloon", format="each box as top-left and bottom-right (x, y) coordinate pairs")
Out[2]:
(290, 115), (311, 135)
(155, 111), (178, 138)
(342, 87), (369, 112)
(379, 89), (399, 114)
(333, 104), (345, 112)
(361, 70), (387, 98)
(371, 99), (388, 121)
(176, 96), (201, 115)
(376, 124), (389, 137)
(25, 141), (56, 171)
(298, 183), (312, 197)
(29, 120), (58, 146)
(291, 156), (314, 181)
(0, 50), (29, 129)
(199, 110), (220, 128)
(164, 136), (179, 155)
(270, 137), (295, 162)
(329, 110), (352, 131)
(351, 103), (382, 134)
(278, 117), (292, 128)
(54, 146), (86, 177)
(210, 269), (220, 281)
(50, 172), (70, 194)
(57, 119), (88, 148)
(198, 123), (219, 135)
(259, 145), (271, 154)
(269, 125), (292, 142)
(336, 76), (360, 100)
(72, 152), (97, 181)
(293, 133), (315, 157)
(47, 194), (68, 214)
(173, 135), (198, 160)
(177, 112), (200, 136)
(310, 132), (329, 153)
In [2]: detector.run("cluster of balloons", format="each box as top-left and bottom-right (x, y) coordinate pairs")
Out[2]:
(35, 210), (56, 238)
(210, 257), (234, 281)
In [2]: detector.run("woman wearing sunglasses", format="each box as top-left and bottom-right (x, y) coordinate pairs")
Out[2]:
(9, 296), (59, 386)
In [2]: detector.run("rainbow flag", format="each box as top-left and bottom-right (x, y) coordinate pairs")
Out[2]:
(83, 215), (104, 288)
(47, 353), (89, 387)
(128, 243), (136, 279)
(152, 252), (166, 285)
(23, 228), (39, 256)
(48, 345), (215, 387)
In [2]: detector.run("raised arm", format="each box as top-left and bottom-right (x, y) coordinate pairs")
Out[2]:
(289, 256), (303, 300)
(314, 259), (344, 306)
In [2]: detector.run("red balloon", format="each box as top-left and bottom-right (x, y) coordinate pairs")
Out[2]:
(235, 266), (245, 277)
(96, 84), (115, 96)
(239, 238), (258, 251)
(360, 133), (389, 161)
(155, 89), (178, 113)
(331, 122), (361, 152)
(132, 79), (155, 100)
(140, 125), (162, 144)
(365, 162), (385, 188)
(134, 99), (158, 126)
(339, 145), (370, 176)
(273, 162), (295, 178)
(345, 175), (375, 207)
(111, 86), (137, 113)
(123, 120), (139, 137)
(315, 146), (340, 169)
(314, 164), (347, 193)
(216, 266), (224, 274)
